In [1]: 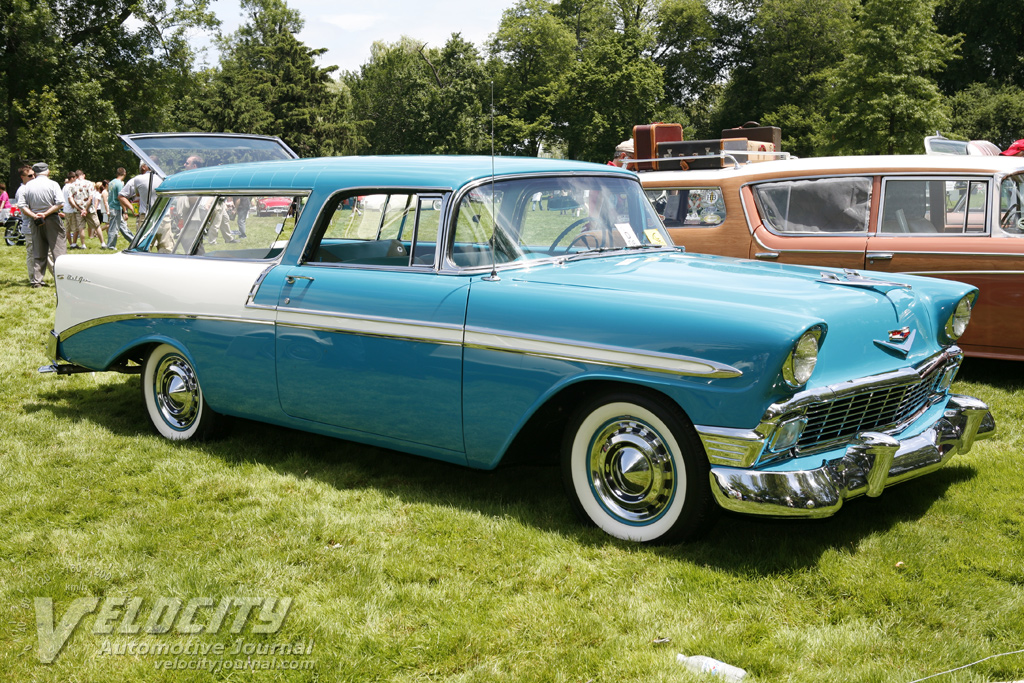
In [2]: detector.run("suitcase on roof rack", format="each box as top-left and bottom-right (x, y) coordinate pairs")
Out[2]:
(657, 138), (776, 169)
(633, 123), (683, 171)
(720, 124), (782, 154)
(721, 122), (782, 151)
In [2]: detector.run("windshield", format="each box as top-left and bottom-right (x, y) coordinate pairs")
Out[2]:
(118, 133), (298, 179)
(450, 175), (671, 268)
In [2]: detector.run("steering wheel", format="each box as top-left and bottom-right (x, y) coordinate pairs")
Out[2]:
(549, 218), (597, 252)
(1000, 206), (1024, 233)
(564, 231), (603, 252)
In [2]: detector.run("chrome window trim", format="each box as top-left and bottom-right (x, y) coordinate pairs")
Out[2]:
(751, 230), (867, 255)
(749, 175), (873, 237)
(879, 175), (992, 237)
(644, 185), (727, 230)
(129, 190), (311, 258)
(297, 186), (452, 272)
(441, 171), (668, 274)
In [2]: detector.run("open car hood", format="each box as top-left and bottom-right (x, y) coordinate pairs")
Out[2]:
(117, 133), (299, 180)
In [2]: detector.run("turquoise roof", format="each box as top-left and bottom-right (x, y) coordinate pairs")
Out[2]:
(157, 155), (635, 193)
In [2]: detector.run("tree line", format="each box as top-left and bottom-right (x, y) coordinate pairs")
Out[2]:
(3, 0), (1023, 184)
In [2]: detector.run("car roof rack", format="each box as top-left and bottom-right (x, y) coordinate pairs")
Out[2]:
(623, 149), (794, 172)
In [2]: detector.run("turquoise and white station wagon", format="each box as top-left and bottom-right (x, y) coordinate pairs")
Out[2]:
(44, 134), (995, 543)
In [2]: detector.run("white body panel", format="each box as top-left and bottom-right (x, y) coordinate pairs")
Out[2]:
(54, 253), (275, 335)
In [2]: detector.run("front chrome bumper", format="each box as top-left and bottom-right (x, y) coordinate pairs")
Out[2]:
(709, 395), (995, 518)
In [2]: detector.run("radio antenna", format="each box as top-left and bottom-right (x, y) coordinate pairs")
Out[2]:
(484, 80), (500, 282)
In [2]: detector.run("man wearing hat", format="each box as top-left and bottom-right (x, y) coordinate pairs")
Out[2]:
(1001, 140), (1024, 157)
(17, 162), (66, 288)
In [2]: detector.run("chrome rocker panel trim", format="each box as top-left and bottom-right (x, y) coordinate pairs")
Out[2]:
(708, 395), (995, 518)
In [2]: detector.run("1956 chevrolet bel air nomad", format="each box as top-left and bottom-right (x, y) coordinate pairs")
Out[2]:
(44, 134), (996, 543)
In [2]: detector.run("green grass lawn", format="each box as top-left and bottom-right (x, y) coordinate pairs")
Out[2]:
(1, 241), (1023, 682)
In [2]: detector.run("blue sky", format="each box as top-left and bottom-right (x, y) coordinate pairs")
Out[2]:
(192, 0), (510, 74)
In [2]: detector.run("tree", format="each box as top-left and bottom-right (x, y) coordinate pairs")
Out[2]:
(712, 0), (857, 156)
(1, 0), (217, 183)
(934, 0), (1024, 94)
(654, 0), (755, 137)
(947, 84), (1024, 150)
(488, 0), (576, 156)
(821, 0), (960, 154)
(199, 0), (353, 158)
(553, 1), (664, 162)
(346, 34), (490, 155)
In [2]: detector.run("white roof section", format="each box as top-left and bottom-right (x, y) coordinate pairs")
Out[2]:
(640, 154), (1024, 183)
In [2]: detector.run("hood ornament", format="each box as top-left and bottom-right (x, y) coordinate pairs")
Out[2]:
(818, 269), (912, 293)
(874, 327), (916, 357)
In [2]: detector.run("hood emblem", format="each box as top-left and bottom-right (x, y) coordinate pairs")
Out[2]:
(818, 269), (912, 292)
(874, 327), (916, 357)
(888, 327), (911, 342)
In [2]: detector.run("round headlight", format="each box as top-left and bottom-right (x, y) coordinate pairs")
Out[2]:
(783, 329), (821, 387)
(945, 296), (973, 341)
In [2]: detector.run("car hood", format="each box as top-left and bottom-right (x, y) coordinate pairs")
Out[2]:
(494, 250), (974, 386)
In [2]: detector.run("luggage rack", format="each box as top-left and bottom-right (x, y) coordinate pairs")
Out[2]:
(623, 149), (793, 172)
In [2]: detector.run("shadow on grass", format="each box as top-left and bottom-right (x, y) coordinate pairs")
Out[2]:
(30, 374), (984, 573)
(957, 357), (1024, 390)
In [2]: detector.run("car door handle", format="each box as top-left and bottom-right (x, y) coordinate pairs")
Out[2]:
(285, 275), (315, 284)
(867, 252), (893, 261)
(754, 252), (779, 260)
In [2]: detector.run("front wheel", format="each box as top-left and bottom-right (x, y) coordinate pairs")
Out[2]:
(561, 391), (716, 543)
(142, 343), (219, 440)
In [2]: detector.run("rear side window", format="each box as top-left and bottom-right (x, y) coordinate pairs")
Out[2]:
(645, 188), (726, 227)
(130, 194), (303, 259)
(753, 177), (871, 234)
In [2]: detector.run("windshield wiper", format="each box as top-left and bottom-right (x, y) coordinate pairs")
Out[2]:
(563, 244), (673, 262)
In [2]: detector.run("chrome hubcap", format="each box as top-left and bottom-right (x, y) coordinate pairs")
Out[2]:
(154, 354), (200, 430)
(588, 419), (675, 523)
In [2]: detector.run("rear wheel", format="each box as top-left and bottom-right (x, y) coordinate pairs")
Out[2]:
(561, 390), (716, 543)
(142, 343), (219, 440)
(4, 220), (20, 246)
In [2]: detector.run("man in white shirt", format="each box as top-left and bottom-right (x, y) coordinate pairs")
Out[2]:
(118, 161), (162, 223)
(18, 162), (65, 287)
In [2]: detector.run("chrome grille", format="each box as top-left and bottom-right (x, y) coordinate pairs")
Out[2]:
(796, 362), (943, 451)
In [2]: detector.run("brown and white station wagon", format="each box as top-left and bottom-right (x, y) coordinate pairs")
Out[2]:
(640, 154), (1024, 361)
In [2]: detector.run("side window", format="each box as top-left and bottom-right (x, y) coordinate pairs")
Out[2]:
(1000, 174), (1024, 235)
(191, 195), (303, 259)
(881, 179), (988, 234)
(308, 192), (441, 268)
(754, 177), (871, 234)
(645, 187), (726, 227)
(133, 195), (213, 254)
(131, 194), (303, 258)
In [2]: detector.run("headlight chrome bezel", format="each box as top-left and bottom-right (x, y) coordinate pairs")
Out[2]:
(944, 294), (975, 343)
(782, 326), (824, 388)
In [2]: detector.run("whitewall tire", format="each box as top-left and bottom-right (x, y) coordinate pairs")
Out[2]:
(142, 343), (218, 441)
(561, 391), (715, 543)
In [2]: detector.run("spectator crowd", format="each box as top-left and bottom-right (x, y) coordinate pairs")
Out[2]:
(10, 162), (150, 288)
